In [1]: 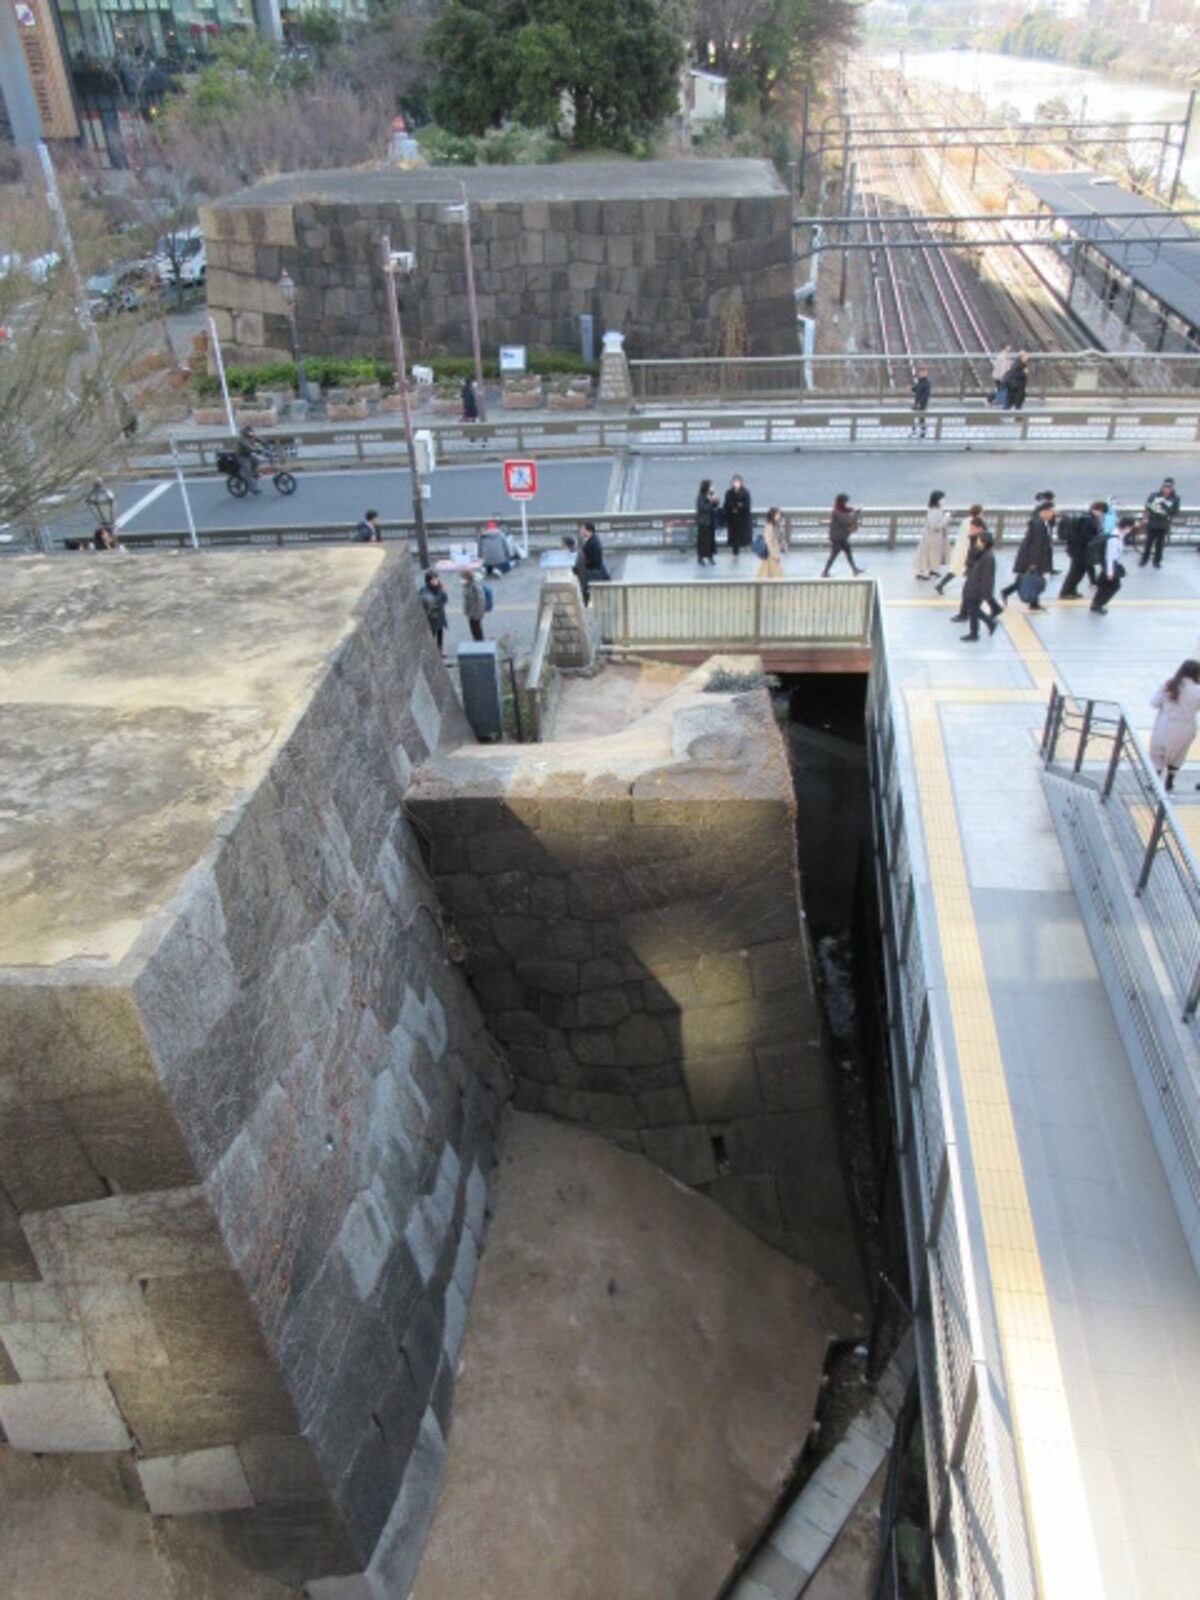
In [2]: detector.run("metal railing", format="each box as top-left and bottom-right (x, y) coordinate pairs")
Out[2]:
(128, 397), (1200, 474)
(867, 625), (1039, 1600)
(1042, 685), (1200, 1021)
(629, 349), (1200, 403)
(77, 506), (1200, 558)
(590, 577), (875, 654)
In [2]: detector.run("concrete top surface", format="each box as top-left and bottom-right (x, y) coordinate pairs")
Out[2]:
(0, 548), (387, 971)
(410, 657), (791, 796)
(217, 159), (787, 210)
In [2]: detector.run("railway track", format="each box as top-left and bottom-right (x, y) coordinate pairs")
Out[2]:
(848, 77), (1092, 378)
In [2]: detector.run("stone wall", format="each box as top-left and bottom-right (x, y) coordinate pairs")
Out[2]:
(201, 160), (797, 367)
(0, 551), (509, 1596)
(406, 673), (862, 1298)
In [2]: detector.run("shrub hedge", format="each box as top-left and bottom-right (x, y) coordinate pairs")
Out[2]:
(192, 350), (597, 398)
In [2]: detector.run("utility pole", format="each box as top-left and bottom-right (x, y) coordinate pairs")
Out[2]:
(381, 235), (430, 569)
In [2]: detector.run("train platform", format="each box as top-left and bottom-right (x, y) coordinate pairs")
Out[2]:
(615, 541), (1200, 1598)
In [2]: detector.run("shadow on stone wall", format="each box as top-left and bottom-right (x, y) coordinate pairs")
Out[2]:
(407, 685), (865, 1306)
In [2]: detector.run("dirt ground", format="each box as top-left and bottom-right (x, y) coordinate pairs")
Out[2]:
(412, 1110), (854, 1600)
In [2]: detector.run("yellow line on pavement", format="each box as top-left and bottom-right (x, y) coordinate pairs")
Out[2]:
(906, 688), (1103, 1598)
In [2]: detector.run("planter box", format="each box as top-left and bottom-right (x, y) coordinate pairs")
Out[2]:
(349, 383), (382, 403)
(548, 391), (589, 410)
(192, 407), (230, 427)
(430, 398), (460, 416)
(503, 389), (543, 409)
(235, 407), (278, 429)
(326, 401), (369, 421)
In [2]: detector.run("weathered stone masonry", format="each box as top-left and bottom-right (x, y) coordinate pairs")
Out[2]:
(407, 680), (862, 1299)
(0, 551), (509, 1596)
(202, 159), (797, 367)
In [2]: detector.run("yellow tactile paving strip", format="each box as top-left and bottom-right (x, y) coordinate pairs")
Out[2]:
(899, 605), (1105, 1596)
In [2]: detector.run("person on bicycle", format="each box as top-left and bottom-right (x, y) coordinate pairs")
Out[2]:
(236, 426), (262, 495)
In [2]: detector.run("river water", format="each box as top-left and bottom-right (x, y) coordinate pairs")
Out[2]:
(872, 48), (1198, 194)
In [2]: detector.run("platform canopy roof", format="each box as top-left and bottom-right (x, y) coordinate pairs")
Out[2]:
(1016, 168), (1200, 331)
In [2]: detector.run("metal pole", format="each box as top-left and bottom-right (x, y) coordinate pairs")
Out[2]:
(459, 182), (487, 422)
(286, 308), (308, 403)
(168, 433), (199, 551)
(207, 317), (238, 435)
(381, 234), (430, 569)
(1170, 89), (1195, 208)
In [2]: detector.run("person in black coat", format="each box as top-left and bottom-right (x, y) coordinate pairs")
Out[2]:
(1000, 501), (1055, 608)
(961, 523), (998, 641)
(1059, 502), (1105, 599)
(910, 364), (931, 439)
(1002, 351), (1029, 411)
(580, 520), (611, 581)
(723, 474), (753, 559)
(695, 478), (719, 566)
(1139, 477), (1180, 569)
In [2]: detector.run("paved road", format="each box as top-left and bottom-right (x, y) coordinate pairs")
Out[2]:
(97, 458), (619, 540)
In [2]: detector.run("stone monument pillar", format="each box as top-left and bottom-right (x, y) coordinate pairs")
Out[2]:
(597, 328), (633, 409)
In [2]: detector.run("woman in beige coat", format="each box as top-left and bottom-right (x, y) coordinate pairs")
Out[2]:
(755, 507), (785, 580)
(915, 488), (951, 580)
(935, 501), (984, 607)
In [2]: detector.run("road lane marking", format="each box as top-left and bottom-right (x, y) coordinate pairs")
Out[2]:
(115, 481), (171, 529)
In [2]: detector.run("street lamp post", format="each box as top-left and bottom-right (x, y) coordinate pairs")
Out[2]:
(444, 181), (486, 422)
(380, 236), (430, 569)
(277, 269), (308, 403)
(85, 477), (116, 532)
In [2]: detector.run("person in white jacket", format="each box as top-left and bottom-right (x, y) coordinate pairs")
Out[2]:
(1150, 660), (1200, 792)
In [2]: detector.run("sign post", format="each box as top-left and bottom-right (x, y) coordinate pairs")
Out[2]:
(503, 458), (537, 558)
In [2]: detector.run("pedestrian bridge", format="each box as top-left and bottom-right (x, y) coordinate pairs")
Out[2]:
(583, 550), (1200, 1600)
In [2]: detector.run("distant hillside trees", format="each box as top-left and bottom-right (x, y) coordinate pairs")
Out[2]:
(426, 0), (686, 149)
(688, 0), (859, 115)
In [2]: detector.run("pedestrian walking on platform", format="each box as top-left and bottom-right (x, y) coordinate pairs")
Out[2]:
(723, 474), (753, 559)
(695, 478), (719, 567)
(822, 493), (864, 577)
(1149, 660), (1200, 791)
(1139, 477), (1180, 569)
(1001, 351), (1029, 412)
(999, 500), (1055, 609)
(915, 489), (951, 580)
(755, 507), (785, 580)
(419, 569), (448, 652)
(1058, 502), (1106, 599)
(462, 570), (488, 641)
(581, 521), (611, 582)
(961, 522), (998, 642)
(989, 346), (1012, 407)
(936, 501), (984, 608)
(1091, 516), (1133, 614)
(460, 376), (479, 422)
(910, 365), (931, 439)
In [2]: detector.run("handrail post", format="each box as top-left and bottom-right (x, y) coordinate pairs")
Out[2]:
(1040, 685), (1062, 761)
(1101, 715), (1127, 799)
(1185, 960), (1200, 1020)
(1073, 700), (1094, 774)
(1137, 804), (1167, 894)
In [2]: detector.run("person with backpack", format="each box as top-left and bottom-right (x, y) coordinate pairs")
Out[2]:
(462, 570), (488, 641)
(1139, 477), (1180, 570)
(1091, 515), (1134, 614)
(1149, 659), (1200, 791)
(1058, 501), (1107, 599)
(999, 500), (1054, 609)
(477, 518), (512, 574)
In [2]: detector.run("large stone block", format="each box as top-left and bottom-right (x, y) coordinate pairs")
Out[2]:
(138, 1444), (255, 1515)
(0, 1375), (131, 1451)
(22, 1188), (226, 1285)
